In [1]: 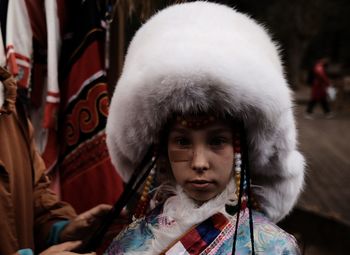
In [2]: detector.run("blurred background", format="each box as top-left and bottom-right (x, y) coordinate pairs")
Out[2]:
(1, 0), (349, 254)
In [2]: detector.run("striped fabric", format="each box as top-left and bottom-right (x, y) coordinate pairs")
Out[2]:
(164, 213), (229, 255)
(5, 0), (32, 89)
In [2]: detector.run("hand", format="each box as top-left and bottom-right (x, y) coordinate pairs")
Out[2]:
(39, 241), (95, 255)
(59, 204), (112, 243)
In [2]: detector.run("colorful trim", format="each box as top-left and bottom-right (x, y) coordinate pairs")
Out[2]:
(165, 213), (229, 255)
(204, 209), (249, 255)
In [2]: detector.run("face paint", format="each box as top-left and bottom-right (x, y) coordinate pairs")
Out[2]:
(168, 149), (192, 162)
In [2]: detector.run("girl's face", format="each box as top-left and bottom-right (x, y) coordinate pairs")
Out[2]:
(167, 119), (234, 204)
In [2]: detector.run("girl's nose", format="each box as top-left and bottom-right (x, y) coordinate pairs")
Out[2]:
(191, 145), (209, 171)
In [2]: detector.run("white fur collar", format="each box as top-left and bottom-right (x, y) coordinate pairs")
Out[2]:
(128, 180), (236, 255)
(0, 81), (4, 108)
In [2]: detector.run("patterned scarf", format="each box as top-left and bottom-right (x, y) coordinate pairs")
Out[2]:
(161, 213), (229, 255)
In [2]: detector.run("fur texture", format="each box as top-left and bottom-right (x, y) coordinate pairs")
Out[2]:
(106, 2), (305, 222)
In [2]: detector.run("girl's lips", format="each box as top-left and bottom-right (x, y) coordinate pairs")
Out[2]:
(187, 180), (213, 189)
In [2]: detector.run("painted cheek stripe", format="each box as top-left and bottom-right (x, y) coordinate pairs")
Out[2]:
(169, 150), (192, 162)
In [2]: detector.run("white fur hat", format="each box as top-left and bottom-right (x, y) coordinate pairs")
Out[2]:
(106, 1), (305, 222)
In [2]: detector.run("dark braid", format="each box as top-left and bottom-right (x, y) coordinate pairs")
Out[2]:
(231, 124), (255, 254)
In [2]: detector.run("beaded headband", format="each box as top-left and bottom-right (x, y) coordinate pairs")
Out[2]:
(175, 115), (217, 129)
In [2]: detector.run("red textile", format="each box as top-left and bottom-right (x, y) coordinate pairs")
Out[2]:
(58, 0), (123, 213)
(61, 157), (123, 214)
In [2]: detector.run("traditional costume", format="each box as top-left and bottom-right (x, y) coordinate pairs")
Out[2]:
(105, 2), (305, 254)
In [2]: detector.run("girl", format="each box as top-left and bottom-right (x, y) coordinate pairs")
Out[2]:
(105, 2), (305, 254)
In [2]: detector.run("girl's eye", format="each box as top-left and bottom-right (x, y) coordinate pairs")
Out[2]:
(175, 137), (191, 146)
(209, 137), (229, 147)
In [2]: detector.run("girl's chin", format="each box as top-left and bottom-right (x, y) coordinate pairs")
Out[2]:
(187, 192), (218, 205)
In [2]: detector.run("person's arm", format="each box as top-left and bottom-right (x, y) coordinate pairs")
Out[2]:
(29, 120), (77, 250)
(33, 172), (77, 249)
(30, 128), (112, 247)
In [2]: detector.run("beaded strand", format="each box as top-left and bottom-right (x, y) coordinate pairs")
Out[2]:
(234, 133), (260, 211)
(234, 134), (243, 200)
(132, 167), (156, 220)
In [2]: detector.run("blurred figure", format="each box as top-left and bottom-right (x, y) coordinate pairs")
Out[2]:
(306, 58), (333, 118)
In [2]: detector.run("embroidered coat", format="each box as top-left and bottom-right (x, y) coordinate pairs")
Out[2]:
(105, 206), (300, 255)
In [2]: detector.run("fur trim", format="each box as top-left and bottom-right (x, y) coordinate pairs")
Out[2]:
(0, 82), (4, 108)
(106, 2), (305, 222)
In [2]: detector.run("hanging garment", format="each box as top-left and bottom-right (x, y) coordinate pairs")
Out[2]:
(0, 25), (5, 66)
(57, 0), (123, 213)
(31, 0), (61, 174)
(5, 0), (32, 89)
(0, 0), (8, 42)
